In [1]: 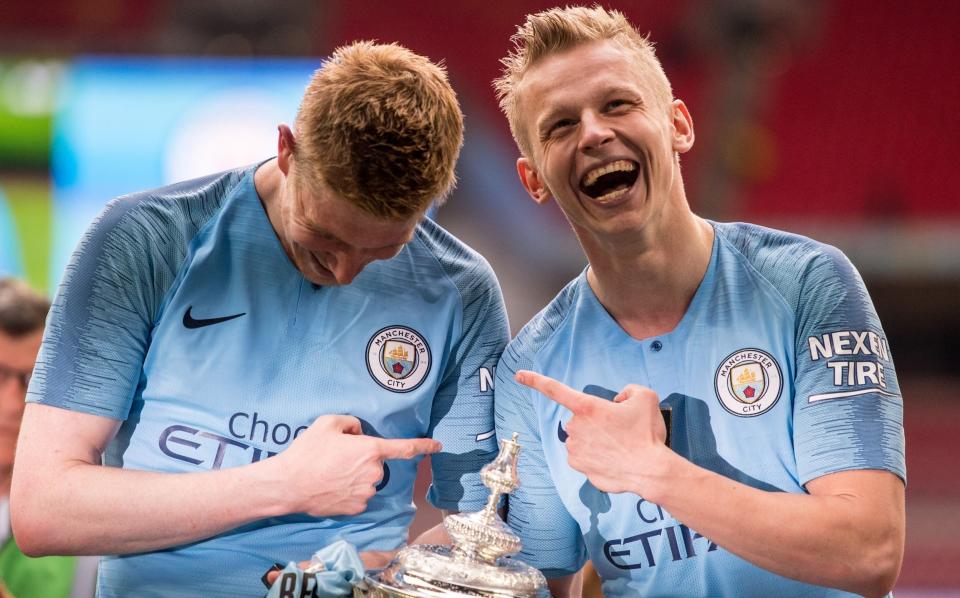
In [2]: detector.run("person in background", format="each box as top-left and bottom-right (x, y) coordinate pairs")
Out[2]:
(493, 6), (904, 597)
(0, 278), (96, 598)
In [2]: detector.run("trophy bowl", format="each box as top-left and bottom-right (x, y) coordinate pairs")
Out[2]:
(354, 434), (549, 598)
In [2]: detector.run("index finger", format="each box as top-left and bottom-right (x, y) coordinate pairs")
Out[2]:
(515, 370), (593, 413)
(375, 437), (442, 460)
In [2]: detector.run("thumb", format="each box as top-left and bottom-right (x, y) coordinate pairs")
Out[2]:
(323, 414), (362, 434)
(613, 384), (658, 404)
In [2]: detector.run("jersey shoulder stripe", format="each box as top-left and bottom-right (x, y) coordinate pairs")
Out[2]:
(28, 166), (249, 418)
(501, 273), (582, 374)
(713, 221), (849, 313)
(713, 220), (885, 346)
(414, 217), (503, 321)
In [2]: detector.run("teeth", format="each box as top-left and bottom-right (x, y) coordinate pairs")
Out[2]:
(595, 185), (630, 203)
(583, 160), (636, 187)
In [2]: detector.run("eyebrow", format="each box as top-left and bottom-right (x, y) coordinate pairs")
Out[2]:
(536, 85), (646, 132)
(536, 106), (570, 134)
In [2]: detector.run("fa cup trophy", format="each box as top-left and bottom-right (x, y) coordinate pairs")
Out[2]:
(355, 433), (549, 597)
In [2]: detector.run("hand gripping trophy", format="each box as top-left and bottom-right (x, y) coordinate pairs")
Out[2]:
(356, 433), (549, 597)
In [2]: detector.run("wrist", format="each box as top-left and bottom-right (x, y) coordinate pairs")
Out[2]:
(631, 445), (683, 504)
(247, 454), (296, 518)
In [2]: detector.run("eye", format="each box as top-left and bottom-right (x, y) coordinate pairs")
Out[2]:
(605, 99), (632, 112)
(543, 118), (576, 139)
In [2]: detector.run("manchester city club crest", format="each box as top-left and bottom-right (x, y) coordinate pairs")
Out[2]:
(714, 348), (782, 417)
(366, 326), (432, 393)
(383, 339), (416, 379)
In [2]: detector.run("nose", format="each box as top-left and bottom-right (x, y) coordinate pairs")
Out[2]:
(0, 379), (25, 414)
(327, 252), (369, 285)
(577, 111), (615, 153)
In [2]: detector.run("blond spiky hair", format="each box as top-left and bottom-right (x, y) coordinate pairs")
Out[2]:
(494, 5), (674, 158)
(295, 41), (464, 219)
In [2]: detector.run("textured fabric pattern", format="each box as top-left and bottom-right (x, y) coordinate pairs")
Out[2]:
(29, 169), (243, 417)
(418, 217), (509, 510)
(495, 221), (903, 597)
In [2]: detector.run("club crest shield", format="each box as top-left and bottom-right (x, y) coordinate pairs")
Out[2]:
(715, 348), (782, 417)
(728, 362), (767, 404)
(366, 326), (431, 393)
(383, 340), (416, 379)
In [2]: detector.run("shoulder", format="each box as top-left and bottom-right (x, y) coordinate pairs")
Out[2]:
(412, 217), (503, 311)
(502, 275), (582, 370)
(97, 167), (248, 241)
(713, 221), (861, 314)
(57, 166), (251, 322)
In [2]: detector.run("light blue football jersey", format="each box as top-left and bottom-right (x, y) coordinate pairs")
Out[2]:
(495, 222), (905, 597)
(28, 164), (510, 597)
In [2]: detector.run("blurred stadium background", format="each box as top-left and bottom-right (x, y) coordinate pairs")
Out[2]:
(0, 0), (957, 595)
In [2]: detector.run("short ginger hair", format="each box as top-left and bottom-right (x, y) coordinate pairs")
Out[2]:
(494, 5), (674, 158)
(294, 41), (464, 220)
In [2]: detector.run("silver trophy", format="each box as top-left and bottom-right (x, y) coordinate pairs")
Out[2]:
(355, 433), (549, 598)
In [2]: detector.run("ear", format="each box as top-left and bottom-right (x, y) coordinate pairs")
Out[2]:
(670, 100), (695, 154)
(277, 124), (296, 175)
(517, 157), (552, 205)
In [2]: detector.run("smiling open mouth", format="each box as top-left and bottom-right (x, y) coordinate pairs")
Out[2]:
(579, 159), (639, 203)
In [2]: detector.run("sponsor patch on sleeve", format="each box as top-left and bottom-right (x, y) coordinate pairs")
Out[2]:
(806, 330), (899, 402)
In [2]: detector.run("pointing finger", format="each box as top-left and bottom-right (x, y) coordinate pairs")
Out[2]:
(376, 437), (442, 460)
(515, 370), (592, 414)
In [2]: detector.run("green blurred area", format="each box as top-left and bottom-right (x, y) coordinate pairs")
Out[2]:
(0, 59), (60, 293)
(0, 113), (51, 168)
(0, 59), (59, 169)
(2, 177), (52, 293)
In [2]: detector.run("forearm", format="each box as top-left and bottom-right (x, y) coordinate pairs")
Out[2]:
(13, 455), (290, 556)
(641, 454), (904, 597)
(13, 404), (440, 557)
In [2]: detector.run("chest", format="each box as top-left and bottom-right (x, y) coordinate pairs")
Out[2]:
(535, 308), (805, 551)
(127, 257), (457, 471)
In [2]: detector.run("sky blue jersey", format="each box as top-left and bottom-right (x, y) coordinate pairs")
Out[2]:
(27, 165), (510, 597)
(495, 222), (904, 597)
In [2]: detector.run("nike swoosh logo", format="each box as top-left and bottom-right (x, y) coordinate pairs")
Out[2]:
(182, 306), (246, 329)
(558, 420), (568, 443)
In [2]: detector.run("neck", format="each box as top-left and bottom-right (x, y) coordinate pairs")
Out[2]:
(579, 206), (714, 340)
(254, 158), (283, 224)
(254, 158), (296, 259)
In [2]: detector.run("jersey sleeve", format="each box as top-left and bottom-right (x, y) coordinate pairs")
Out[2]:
(426, 252), (510, 512)
(494, 342), (587, 578)
(27, 171), (235, 419)
(28, 199), (170, 418)
(792, 246), (905, 486)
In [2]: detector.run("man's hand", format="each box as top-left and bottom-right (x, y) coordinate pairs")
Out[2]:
(516, 370), (670, 494)
(276, 414), (441, 517)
